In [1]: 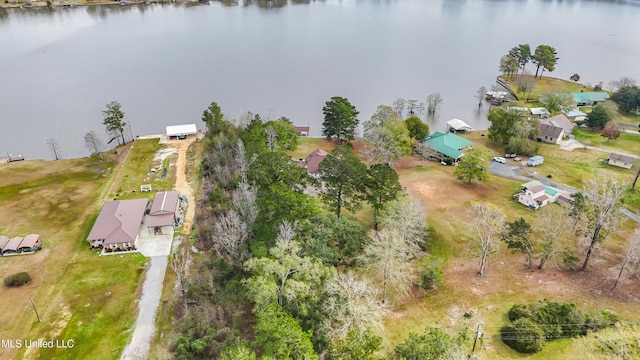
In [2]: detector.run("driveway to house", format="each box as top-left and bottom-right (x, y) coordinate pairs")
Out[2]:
(121, 136), (197, 360)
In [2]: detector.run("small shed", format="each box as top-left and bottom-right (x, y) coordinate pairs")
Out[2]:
(0, 235), (10, 252)
(295, 126), (309, 136)
(563, 108), (587, 120)
(166, 124), (197, 139)
(527, 156), (544, 167)
(140, 184), (152, 192)
(18, 234), (41, 253)
(446, 119), (473, 133)
(2, 237), (24, 255)
(530, 107), (550, 119)
(608, 153), (634, 169)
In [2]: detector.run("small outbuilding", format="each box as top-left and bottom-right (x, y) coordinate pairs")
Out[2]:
(0, 235), (10, 253)
(295, 126), (309, 136)
(446, 119), (473, 133)
(608, 153), (634, 169)
(166, 124), (197, 140)
(563, 108), (588, 121)
(530, 107), (550, 119)
(2, 237), (24, 255)
(147, 191), (180, 234)
(18, 234), (41, 253)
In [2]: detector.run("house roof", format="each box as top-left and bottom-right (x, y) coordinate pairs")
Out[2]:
(3, 237), (24, 252)
(87, 199), (148, 245)
(610, 153), (635, 164)
(539, 123), (564, 139)
(166, 124), (197, 136)
(150, 191), (180, 216)
(424, 132), (473, 159)
(563, 108), (587, 118)
(19, 234), (40, 249)
(447, 118), (472, 131)
(571, 92), (610, 103)
(534, 194), (549, 202)
(522, 180), (558, 196)
(295, 126), (309, 132)
(147, 214), (175, 228)
(530, 107), (550, 116)
(542, 114), (575, 134)
(303, 148), (328, 174)
(0, 235), (9, 250)
(529, 185), (546, 194)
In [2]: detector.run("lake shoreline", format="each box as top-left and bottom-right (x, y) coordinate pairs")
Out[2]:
(1, 0), (199, 10)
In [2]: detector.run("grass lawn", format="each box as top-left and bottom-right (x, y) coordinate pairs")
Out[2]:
(107, 138), (177, 200)
(499, 75), (591, 102)
(0, 137), (183, 359)
(573, 127), (640, 152)
(289, 137), (336, 160)
(385, 137), (640, 359)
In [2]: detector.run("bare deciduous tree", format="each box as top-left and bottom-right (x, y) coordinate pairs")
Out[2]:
(614, 229), (640, 289)
(608, 76), (637, 92)
(426, 92), (443, 114)
(414, 141), (433, 167)
(475, 86), (487, 107)
(360, 229), (414, 304)
(171, 249), (191, 300)
(84, 131), (104, 159)
(380, 193), (428, 257)
(536, 205), (572, 270)
(406, 99), (418, 115)
(232, 182), (258, 227)
(469, 202), (505, 276)
(392, 98), (406, 117)
(416, 102), (426, 117)
(580, 177), (627, 271)
(322, 272), (387, 340)
(211, 209), (250, 265)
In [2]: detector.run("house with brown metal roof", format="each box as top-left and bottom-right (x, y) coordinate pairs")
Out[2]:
(18, 234), (41, 253)
(147, 191), (180, 235)
(299, 149), (328, 177)
(87, 199), (148, 251)
(295, 126), (309, 136)
(608, 153), (635, 169)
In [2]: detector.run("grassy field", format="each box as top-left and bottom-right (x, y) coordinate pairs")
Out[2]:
(289, 137), (336, 160)
(0, 138), (174, 360)
(379, 132), (640, 359)
(499, 75), (592, 102)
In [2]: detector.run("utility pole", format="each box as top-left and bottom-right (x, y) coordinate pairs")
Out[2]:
(47, 138), (61, 160)
(469, 324), (482, 359)
(30, 296), (41, 322)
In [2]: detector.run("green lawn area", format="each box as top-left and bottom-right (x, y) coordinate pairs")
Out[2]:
(573, 127), (640, 151)
(0, 140), (175, 359)
(289, 137), (336, 160)
(499, 75), (592, 102)
(108, 139), (177, 200)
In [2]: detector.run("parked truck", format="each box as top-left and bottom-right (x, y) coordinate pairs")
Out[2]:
(527, 156), (544, 167)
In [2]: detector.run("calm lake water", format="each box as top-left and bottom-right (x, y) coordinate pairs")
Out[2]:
(1, 0), (640, 159)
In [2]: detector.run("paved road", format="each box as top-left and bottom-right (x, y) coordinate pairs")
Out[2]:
(490, 158), (640, 223)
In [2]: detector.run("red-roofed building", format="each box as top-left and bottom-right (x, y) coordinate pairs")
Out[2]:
(295, 126), (309, 136)
(147, 191), (180, 234)
(299, 149), (328, 177)
(87, 199), (148, 251)
(18, 234), (41, 253)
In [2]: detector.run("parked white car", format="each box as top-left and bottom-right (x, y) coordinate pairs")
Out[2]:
(493, 156), (507, 164)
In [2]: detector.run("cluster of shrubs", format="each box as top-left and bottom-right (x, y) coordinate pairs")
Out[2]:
(4, 272), (31, 288)
(501, 300), (619, 353)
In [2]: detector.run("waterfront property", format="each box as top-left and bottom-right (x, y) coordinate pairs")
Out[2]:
(87, 199), (148, 252)
(571, 91), (610, 107)
(446, 119), (473, 133)
(608, 153), (634, 169)
(422, 132), (474, 164)
(541, 114), (575, 135)
(514, 180), (573, 210)
(147, 191), (180, 235)
(166, 124), (197, 140)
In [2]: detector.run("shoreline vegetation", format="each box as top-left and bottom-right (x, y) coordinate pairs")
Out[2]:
(1, 0), (209, 9)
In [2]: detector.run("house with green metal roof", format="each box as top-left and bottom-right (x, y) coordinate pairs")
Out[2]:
(514, 180), (573, 210)
(570, 91), (609, 106)
(422, 131), (473, 163)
